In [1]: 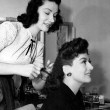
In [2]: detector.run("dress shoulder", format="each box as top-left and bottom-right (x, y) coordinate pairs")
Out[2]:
(0, 21), (17, 51)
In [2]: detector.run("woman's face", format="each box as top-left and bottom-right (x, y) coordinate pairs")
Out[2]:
(37, 1), (58, 32)
(70, 53), (93, 84)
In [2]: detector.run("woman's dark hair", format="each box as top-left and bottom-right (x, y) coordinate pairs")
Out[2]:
(17, 0), (63, 32)
(41, 37), (89, 94)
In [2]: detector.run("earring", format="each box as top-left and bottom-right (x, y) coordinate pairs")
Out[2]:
(67, 73), (72, 77)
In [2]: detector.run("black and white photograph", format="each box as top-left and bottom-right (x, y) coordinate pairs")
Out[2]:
(1, 0), (110, 110)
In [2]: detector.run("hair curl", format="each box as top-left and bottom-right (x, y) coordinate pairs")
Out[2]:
(41, 37), (89, 94)
(17, 0), (63, 32)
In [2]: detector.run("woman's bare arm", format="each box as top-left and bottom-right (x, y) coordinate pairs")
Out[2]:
(0, 62), (38, 78)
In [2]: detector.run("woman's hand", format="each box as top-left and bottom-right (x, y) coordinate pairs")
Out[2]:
(46, 60), (54, 73)
(31, 60), (54, 90)
(17, 64), (42, 79)
(40, 60), (54, 81)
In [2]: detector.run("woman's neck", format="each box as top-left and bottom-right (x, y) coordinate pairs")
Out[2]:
(28, 24), (40, 40)
(63, 78), (82, 95)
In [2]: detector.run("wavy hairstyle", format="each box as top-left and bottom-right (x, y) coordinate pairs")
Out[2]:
(42, 37), (89, 94)
(17, 0), (63, 32)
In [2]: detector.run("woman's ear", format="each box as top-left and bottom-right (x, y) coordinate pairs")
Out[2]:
(62, 65), (71, 75)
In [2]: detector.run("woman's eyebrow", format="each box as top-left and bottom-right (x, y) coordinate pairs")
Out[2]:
(79, 57), (89, 62)
(45, 8), (52, 11)
(45, 8), (58, 13)
(80, 57), (87, 60)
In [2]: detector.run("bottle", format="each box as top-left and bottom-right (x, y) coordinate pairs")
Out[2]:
(99, 95), (104, 105)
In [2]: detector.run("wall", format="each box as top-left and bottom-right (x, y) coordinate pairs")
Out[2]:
(46, 0), (110, 98)
(0, 0), (29, 17)
(61, 0), (110, 98)
(0, 0), (110, 98)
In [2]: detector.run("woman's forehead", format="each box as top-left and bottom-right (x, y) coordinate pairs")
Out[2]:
(73, 53), (89, 62)
(41, 1), (58, 12)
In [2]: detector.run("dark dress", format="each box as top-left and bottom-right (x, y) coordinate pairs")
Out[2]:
(0, 76), (15, 110)
(41, 83), (85, 110)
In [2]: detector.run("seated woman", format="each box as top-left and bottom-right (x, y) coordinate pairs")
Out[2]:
(40, 37), (94, 110)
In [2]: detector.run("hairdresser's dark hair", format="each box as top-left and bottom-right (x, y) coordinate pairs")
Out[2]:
(41, 37), (89, 94)
(17, 0), (63, 32)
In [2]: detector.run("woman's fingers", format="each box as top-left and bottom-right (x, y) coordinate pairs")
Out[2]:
(33, 66), (40, 72)
(34, 62), (43, 69)
(46, 60), (50, 67)
(46, 60), (54, 73)
(48, 62), (54, 68)
(29, 71), (39, 80)
(29, 75), (34, 80)
(29, 60), (53, 79)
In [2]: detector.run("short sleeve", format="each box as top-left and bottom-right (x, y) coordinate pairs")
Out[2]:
(0, 21), (17, 51)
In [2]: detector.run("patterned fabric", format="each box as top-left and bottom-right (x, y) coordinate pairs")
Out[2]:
(0, 21), (17, 51)
(0, 21), (44, 65)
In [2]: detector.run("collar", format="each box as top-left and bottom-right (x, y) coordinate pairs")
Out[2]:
(60, 83), (82, 102)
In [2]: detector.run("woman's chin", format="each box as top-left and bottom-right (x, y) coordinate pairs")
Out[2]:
(42, 27), (49, 32)
(86, 77), (91, 83)
(84, 76), (91, 83)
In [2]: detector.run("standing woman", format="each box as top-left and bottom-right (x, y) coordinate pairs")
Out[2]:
(0, 0), (62, 109)
(41, 37), (94, 110)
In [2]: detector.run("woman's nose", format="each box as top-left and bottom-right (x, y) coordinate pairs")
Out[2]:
(49, 15), (55, 23)
(89, 63), (94, 71)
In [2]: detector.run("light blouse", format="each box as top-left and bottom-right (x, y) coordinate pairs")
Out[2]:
(0, 21), (44, 68)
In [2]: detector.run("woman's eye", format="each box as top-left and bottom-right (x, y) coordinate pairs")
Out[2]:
(53, 15), (56, 18)
(82, 60), (86, 64)
(45, 12), (50, 15)
(53, 14), (57, 18)
(89, 60), (92, 63)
